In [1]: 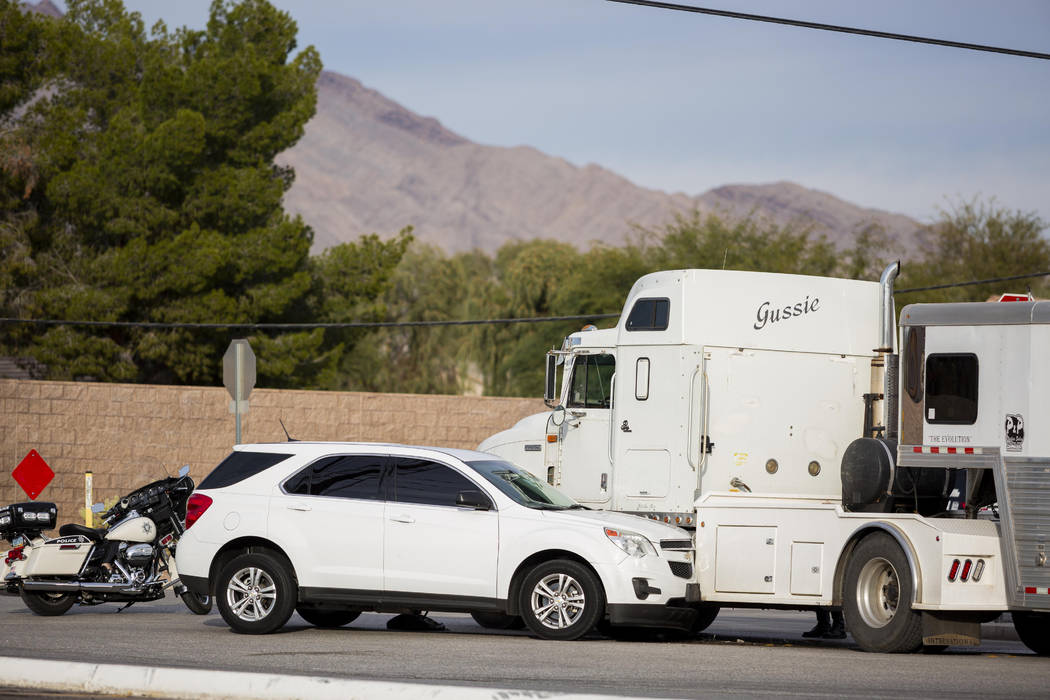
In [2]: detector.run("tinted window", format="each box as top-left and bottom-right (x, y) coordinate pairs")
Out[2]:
(925, 354), (978, 424)
(199, 451), (293, 490)
(284, 455), (385, 500)
(625, 298), (669, 331)
(393, 457), (480, 507)
(566, 354), (615, 408)
(467, 459), (577, 509)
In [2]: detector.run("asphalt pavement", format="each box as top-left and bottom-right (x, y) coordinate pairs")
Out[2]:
(0, 593), (1042, 699)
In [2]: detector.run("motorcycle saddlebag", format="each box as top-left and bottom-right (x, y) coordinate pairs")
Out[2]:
(0, 502), (57, 540)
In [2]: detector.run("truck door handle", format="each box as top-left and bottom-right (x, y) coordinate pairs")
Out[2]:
(390, 514), (415, 524)
(287, 503), (312, 512)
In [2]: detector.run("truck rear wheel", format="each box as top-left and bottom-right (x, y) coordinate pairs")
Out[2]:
(1013, 611), (1050, 655)
(843, 533), (922, 653)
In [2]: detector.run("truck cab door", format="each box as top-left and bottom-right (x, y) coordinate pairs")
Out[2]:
(555, 352), (614, 504)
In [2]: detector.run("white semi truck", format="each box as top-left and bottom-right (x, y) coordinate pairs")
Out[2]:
(479, 264), (1050, 653)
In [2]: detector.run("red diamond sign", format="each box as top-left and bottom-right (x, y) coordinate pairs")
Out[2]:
(12, 450), (54, 500)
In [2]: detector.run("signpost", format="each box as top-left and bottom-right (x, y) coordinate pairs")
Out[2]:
(223, 339), (256, 444)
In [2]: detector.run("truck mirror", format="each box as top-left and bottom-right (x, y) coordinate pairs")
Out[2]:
(544, 353), (558, 406)
(550, 404), (566, 427)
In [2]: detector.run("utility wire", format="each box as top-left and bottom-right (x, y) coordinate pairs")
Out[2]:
(896, 270), (1050, 294)
(607, 0), (1050, 61)
(0, 313), (620, 331)
(1, 272), (1046, 332)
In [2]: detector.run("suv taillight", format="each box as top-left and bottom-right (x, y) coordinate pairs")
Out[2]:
(184, 494), (213, 530)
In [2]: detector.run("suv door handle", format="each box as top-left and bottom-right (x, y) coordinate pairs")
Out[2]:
(286, 503), (312, 512)
(389, 514), (415, 524)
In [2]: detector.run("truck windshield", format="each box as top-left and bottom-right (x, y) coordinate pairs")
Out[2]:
(466, 460), (580, 510)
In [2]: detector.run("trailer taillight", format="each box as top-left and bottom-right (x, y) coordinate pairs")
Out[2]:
(972, 559), (985, 582)
(948, 559), (961, 581)
(960, 559), (973, 582)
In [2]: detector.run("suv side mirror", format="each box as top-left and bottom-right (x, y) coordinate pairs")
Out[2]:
(456, 490), (493, 511)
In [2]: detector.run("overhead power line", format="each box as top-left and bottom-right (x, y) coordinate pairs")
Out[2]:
(1, 272), (1046, 332)
(896, 270), (1050, 294)
(0, 313), (620, 331)
(607, 0), (1050, 61)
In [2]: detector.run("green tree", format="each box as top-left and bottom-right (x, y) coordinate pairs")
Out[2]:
(641, 209), (838, 276)
(0, 0), (326, 385)
(897, 200), (1050, 306)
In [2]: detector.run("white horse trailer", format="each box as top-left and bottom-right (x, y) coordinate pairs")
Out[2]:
(480, 265), (1050, 653)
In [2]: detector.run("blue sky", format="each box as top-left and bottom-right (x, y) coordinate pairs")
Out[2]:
(119, 0), (1049, 225)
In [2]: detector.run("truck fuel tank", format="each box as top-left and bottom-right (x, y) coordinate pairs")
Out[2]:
(841, 438), (951, 515)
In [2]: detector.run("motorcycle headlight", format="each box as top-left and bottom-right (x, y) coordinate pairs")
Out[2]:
(0, 515), (9, 526)
(604, 527), (656, 558)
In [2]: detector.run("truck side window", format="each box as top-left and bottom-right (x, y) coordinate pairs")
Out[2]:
(625, 298), (669, 331)
(924, 353), (978, 424)
(567, 354), (615, 408)
(903, 327), (924, 403)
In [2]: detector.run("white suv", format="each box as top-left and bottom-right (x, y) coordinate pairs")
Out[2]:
(176, 442), (699, 640)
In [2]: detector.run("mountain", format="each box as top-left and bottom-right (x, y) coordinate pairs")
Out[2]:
(280, 71), (920, 255)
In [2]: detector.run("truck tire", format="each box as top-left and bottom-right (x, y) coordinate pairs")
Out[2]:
(1013, 611), (1050, 655)
(20, 589), (75, 616)
(519, 559), (604, 641)
(691, 603), (720, 633)
(216, 551), (297, 634)
(842, 533), (922, 653)
(296, 606), (361, 628)
(180, 591), (213, 615)
(470, 611), (526, 630)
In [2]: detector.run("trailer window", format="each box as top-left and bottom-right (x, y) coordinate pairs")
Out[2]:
(625, 298), (669, 331)
(567, 354), (615, 408)
(925, 353), (978, 424)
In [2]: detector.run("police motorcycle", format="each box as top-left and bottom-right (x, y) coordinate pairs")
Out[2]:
(1, 466), (212, 616)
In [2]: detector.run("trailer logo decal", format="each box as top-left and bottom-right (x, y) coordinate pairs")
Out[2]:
(753, 296), (820, 330)
(1005, 414), (1024, 452)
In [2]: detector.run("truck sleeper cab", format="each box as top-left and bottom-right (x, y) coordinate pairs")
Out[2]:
(480, 267), (1050, 654)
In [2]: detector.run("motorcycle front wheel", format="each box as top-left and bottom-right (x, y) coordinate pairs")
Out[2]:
(20, 589), (75, 616)
(180, 590), (213, 615)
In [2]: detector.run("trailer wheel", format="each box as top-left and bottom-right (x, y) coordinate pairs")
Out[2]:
(20, 589), (75, 616)
(1013, 611), (1050, 655)
(843, 533), (922, 653)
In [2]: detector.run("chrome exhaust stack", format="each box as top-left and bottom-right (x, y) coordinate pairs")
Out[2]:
(879, 261), (901, 440)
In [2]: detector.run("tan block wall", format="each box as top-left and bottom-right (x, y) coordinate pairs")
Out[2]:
(0, 379), (543, 527)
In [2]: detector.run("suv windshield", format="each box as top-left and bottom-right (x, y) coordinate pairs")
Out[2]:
(466, 459), (581, 510)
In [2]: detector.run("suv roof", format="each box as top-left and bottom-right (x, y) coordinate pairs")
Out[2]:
(232, 441), (495, 464)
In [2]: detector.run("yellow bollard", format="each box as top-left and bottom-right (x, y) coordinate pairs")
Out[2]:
(84, 471), (93, 526)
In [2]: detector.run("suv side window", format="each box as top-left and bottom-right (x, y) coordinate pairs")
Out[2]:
(392, 457), (485, 508)
(200, 451), (293, 490)
(284, 455), (386, 500)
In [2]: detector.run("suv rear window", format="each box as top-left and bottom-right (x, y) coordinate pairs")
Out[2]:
(199, 451), (293, 489)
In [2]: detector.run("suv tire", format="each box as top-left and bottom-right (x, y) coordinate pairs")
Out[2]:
(519, 559), (604, 641)
(216, 551), (297, 634)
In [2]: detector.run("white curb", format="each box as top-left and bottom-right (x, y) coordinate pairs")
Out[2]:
(0, 655), (647, 700)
